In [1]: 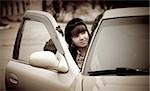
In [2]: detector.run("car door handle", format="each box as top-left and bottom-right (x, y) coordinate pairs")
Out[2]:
(9, 73), (18, 85)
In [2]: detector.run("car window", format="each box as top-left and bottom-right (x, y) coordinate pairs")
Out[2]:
(19, 20), (51, 62)
(85, 16), (149, 73)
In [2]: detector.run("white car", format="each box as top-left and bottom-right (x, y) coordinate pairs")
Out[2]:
(5, 7), (149, 91)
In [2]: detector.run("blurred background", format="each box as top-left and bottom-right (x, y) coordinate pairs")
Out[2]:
(0, 0), (149, 23)
(0, 0), (149, 91)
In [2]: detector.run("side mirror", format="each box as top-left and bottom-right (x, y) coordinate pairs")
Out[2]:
(29, 51), (68, 72)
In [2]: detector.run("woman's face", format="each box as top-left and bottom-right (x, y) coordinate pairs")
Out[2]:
(71, 25), (89, 48)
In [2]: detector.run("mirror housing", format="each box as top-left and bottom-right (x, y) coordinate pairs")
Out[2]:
(29, 51), (68, 72)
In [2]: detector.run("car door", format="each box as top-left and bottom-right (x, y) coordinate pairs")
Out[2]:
(81, 7), (149, 91)
(5, 10), (80, 91)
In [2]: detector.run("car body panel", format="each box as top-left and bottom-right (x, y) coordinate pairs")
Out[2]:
(82, 76), (148, 91)
(5, 7), (149, 91)
(102, 7), (149, 19)
(6, 60), (69, 91)
(5, 10), (79, 91)
(82, 7), (149, 91)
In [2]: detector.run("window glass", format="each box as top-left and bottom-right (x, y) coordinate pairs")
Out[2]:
(86, 16), (149, 72)
(19, 20), (51, 62)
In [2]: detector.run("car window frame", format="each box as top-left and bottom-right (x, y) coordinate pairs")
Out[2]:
(82, 15), (149, 75)
(13, 18), (27, 60)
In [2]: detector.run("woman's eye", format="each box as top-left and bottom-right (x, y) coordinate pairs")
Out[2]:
(72, 34), (79, 38)
(81, 31), (86, 34)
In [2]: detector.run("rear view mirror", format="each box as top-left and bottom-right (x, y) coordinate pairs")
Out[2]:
(29, 51), (68, 72)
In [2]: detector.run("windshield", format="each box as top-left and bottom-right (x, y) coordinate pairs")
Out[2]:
(85, 16), (149, 74)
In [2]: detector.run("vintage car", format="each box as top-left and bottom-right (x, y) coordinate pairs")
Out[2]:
(5, 7), (149, 91)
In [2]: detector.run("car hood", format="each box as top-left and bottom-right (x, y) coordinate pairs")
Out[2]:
(82, 75), (149, 91)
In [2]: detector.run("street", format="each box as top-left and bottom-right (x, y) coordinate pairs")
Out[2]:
(0, 22), (20, 90)
(0, 21), (92, 90)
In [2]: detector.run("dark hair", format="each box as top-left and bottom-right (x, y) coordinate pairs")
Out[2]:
(91, 12), (104, 36)
(65, 18), (90, 46)
(65, 18), (91, 60)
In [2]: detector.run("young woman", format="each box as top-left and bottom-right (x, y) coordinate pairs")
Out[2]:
(65, 18), (91, 69)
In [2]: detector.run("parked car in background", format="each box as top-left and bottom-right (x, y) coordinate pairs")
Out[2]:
(5, 7), (149, 91)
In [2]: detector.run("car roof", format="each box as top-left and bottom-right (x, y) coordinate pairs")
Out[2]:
(103, 7), (149, 19)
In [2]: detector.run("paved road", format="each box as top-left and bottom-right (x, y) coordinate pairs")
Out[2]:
(0, 22), (20, 91)
(0, 21), (92, 90)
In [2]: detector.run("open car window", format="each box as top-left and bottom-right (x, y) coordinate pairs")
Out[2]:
(18, 20), (51, 62)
